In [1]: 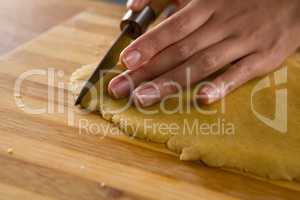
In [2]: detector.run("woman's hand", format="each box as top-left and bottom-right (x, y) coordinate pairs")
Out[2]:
(108, 0), (300, 107)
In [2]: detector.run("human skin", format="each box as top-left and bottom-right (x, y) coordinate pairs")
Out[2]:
(108, 0), (300, 107)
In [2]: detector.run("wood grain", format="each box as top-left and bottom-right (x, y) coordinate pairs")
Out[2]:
(0, 1), (299, 200)
(0, 0), (110, 56)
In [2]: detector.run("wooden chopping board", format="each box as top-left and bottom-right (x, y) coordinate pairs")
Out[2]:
(0, 2), (299, 200)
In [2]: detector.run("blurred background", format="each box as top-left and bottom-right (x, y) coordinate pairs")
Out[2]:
(110, 0), (126, 3)
(0, 0), (127, 56)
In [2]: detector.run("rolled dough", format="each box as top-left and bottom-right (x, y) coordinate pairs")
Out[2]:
(70, 52), (300, 181)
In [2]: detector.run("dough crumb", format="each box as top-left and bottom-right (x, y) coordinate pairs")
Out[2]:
(100, 182), (106, 187)
(7, 148), (13, 154)
(94, 51), (100, 56)
(80, 165), (85, 170)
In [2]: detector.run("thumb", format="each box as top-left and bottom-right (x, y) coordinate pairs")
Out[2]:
(127, 0), (151, 12)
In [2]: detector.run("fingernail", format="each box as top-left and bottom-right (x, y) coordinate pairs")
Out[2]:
(133, 86), (160, 107)
(122, 50), (141, 69)
(127, 0), (135, 8)
(109, 77), (130, 99)
(197, 87), (217, 104)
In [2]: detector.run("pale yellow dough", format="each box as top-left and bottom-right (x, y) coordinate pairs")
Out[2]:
(70, 52), (300, 181)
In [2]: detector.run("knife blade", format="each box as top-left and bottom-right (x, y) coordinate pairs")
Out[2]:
(74, 24), (132, 105)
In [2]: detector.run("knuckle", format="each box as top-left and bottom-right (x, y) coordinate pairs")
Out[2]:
(239, 31), (253, 41)
(238, 63), (258, 79)
(264, 39), (281, 53)
(238, 27), (264, 46)
(173, 42), (192, 59)
(199, 53), (218, 69)
(140, 35), (161, 57)
(167, 16), (189, 35)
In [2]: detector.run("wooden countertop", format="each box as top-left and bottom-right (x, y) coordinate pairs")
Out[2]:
(0, 1), (300, 200)
(0, 0), (108, 56)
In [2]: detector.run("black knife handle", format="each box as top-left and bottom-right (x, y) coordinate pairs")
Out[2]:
(120, 0), (171, 39)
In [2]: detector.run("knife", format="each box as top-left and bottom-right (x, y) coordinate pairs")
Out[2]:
(75, 0), (171, 106)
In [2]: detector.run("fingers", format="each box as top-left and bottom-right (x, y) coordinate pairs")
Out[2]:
(127, 0), (151, 11)
(196, 52), (280, 104)
(108, 16), (230, 99)
(127, 0), (188, 14)
(121, 0), (214, 70)
(132, 37), (252, 107)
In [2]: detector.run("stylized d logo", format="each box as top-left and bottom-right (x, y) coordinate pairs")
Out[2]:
(251, 67), (288, 133)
